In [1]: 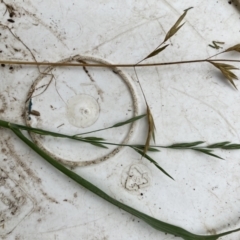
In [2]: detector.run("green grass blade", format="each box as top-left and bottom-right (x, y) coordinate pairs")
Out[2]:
(11, 123), (67, 138)
(74, 114), (146, 136)
(0, 120), (228, 159)
(207, 142), (231, 148)
(88, 141), (108, 149)
(82, 137), (106, 141)
(192, 148), (223, 160)
(111, 114), (146, 127)
(168, 141), (205, 148)
(132, 145), (160, 152)
(132, 147), (174, 180)
(222, 144), (240, 149)
(7, 122), (108, 149)
(6, 124), (240, 240)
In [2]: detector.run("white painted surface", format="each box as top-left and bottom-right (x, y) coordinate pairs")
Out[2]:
(0, 1), (240, 239)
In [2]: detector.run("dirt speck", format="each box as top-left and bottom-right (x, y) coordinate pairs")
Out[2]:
(0, 94), (7, 113)
(1, 148), (7, 153)
(7, 19), (14, 23)
(40, 189), (59, 204)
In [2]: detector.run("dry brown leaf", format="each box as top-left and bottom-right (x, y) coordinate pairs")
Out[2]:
(224, 44), (240, 53)
(209, 61), (239, 89)
(143, 105), (156, 156)
(143, 44), (169, 61)
(164, 7), (193, 42)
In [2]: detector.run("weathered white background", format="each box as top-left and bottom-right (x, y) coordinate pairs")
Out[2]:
(1, 0), (240, 239)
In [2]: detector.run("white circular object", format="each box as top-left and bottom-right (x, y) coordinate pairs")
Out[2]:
(25, 55), (139, 167)
(66, 94), (99, 128)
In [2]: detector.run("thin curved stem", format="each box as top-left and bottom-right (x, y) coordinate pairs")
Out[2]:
(0, 58), (239, 68)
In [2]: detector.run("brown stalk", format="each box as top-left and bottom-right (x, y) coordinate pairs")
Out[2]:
(143, 105), (156, 156)
(1, 58), (240, 68)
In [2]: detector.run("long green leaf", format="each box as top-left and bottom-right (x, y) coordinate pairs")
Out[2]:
(132, 147), (174, 180)
(88, 141), (108, 149)
(111, 114), (146, 127)
(168, 141), (204, 148)
(6, 124), (240, 240)
(207, 142), (231, 148)
(133, 145), (160, 152)
(74, 114), (146, 136)
(192, 148), (223, 160)
(82, 137), (106, 141)
(5, 122), (108, 148)
(222, 144), (240, 149)
(0, 120), (226, 159)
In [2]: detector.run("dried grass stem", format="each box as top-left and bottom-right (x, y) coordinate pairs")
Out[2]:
(0, 59), (239, 68)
